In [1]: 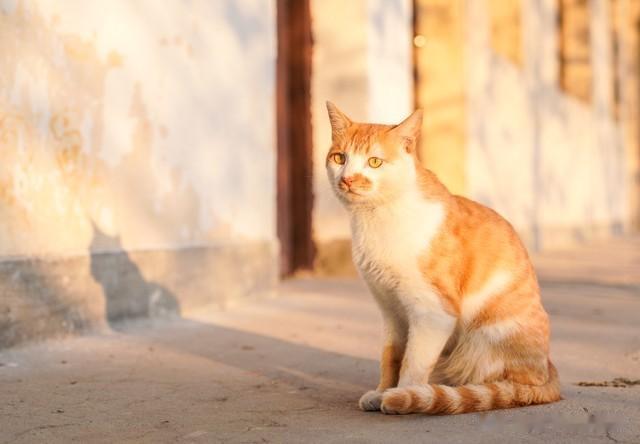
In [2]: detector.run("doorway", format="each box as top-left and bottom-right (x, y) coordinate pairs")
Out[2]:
(276, 0), (315, 276)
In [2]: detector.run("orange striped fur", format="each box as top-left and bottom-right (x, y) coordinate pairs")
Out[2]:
(326, 102), (560, 415)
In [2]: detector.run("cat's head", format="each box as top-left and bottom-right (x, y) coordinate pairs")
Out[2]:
(325, 102), (423, 208)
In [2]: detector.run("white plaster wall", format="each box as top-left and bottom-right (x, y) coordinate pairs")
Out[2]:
(0, 0), (276, 257)
(367, 0), (413, 123)
(311, 0), (413, 243)
(466, 0), (626, 249)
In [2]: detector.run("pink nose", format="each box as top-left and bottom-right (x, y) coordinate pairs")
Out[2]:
(341, 176), (354, 187)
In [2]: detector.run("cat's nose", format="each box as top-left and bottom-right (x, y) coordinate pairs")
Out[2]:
(341, 176), (354, 188)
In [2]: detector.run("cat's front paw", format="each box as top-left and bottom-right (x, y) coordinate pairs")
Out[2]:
(358, 390), (383, 411)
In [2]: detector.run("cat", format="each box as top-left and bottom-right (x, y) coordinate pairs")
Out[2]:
(325, 102), (560, 415)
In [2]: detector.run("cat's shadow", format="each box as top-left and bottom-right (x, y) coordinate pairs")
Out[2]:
(89, 222), (181, 329)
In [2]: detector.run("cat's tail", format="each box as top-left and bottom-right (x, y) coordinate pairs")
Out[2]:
(380, 361), (560, 415)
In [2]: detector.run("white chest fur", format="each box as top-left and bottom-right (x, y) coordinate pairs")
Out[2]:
(350, 193), (446, 316)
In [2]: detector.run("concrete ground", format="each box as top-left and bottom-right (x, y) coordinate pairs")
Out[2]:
(1, 238), (639, 444)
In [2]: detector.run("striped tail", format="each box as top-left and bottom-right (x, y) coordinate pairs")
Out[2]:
(380, 362), (560, 415)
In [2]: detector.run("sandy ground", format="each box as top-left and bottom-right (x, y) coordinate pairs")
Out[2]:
(1, 237), (639, 443)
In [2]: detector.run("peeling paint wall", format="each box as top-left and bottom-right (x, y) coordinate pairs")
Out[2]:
(0, 0), (276, 258)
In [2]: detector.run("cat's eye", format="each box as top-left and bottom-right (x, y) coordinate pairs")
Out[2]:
(331, 153), (346, 165)
(368, 157), (383, 168)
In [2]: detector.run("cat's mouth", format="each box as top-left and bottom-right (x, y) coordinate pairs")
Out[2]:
(338, 182), (364, 196)
(338, 186), (363, 197)
(338, 188), (369, 202)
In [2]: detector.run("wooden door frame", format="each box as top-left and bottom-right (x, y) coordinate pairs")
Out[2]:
(276, 0), (315, 277)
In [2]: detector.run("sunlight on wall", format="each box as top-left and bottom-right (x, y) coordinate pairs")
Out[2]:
(0, 0), (276, 257)
(466, 0), (626, 248)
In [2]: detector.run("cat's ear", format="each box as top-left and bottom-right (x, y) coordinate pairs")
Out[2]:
(390, 109), (423, 153)
(326, 101), (352, 139)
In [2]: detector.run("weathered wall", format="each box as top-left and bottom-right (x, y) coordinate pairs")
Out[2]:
(0, 0), (278, 347)
(466, 0), (628, 250)
(616, 0), (640, 231)
(0, 0), (276, 256)
(310, 0), (413, 274)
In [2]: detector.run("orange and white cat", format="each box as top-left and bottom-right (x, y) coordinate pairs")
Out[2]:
(325, 102), (560, 415)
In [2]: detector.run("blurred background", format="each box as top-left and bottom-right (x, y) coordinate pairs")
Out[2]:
(1, 0), (639, 348)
